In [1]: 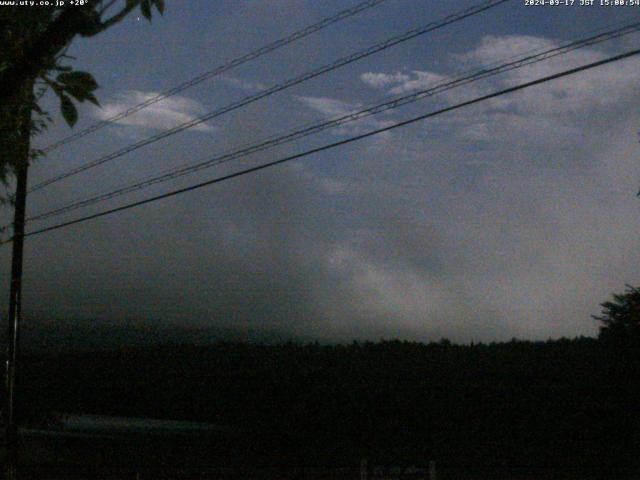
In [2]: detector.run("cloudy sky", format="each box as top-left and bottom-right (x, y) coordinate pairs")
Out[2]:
(2, 0), (639, 344)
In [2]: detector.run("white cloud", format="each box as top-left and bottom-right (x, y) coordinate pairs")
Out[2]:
(360, 72), (410, 89)
(390, 71), (448, 95)
(22, 32), (640, 344)
(457, 34), (558, 67)
(219, 75), (267, 92)
(361, 70), (447, 95)
(412, 34), (640, 146)
(297, 96), (357, 118)
(326, 242), (450, 322)
(305, 32), (640, 340)
(456, 34), (640, 116)
(94, 90), (215, 133)
(296, 95), (394, 136)
(360, 33), (640, 140)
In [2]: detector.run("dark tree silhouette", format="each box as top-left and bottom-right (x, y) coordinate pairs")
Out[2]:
(13, 336), (638, 478)
(0, 0), (165, 200)
(593, 284), (640, 347)
(0, 4), (166, 475)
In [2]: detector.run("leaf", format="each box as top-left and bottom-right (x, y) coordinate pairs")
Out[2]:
(61, 85), (86, 102)
(140, 0), (152, 20)
(57, 71), (99, 104)
(57, 71), (98, 91)
(31, 102), (44, 115)
(85, 92), (100, 106)
(50, 82), (64, 95)
(153, 0), (165, 15)
(60, 94), (78, 128)
(62, 83), (100, 104)
(75, 9), (102, 37)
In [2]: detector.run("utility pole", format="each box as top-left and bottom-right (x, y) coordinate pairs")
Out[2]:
(4, 77), (34, 480)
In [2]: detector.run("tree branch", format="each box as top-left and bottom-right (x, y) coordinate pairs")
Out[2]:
(98, 0), (118, 16)
(0, 6), (87, 105)
(0, 1), (142, 106)
(98, 1), (140, 31)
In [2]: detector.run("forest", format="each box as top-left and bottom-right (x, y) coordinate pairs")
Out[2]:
(11, 333), (640, 478)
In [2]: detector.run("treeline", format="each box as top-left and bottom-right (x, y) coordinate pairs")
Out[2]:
(13, 337), (640, 477)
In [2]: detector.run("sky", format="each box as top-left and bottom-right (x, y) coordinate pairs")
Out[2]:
(1, 0), (640, 345)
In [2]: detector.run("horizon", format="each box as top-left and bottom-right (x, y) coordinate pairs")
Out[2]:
(7, 314), (604, 354)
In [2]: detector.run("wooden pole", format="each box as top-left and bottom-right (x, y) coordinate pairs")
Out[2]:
(5, 76), (33, 480)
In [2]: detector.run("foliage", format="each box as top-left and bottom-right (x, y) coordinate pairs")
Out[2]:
(9, 336), (640, 477)
(0, 0), (165, 200)
(593, 284), (640, 347)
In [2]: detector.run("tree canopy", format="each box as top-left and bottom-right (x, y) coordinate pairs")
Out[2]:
(593, 284), (640, 347)
(11, 336), (640, 478)
(0, 0), (165, 198)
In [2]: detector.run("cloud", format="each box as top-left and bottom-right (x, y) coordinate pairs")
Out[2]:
(317, 33), (640, 340)
(11, 33), (640, 345)
(297, 96), (359, 118)
(357, 34), (639, 145)
(296, 95), (394, 136)
(219, 75), (268, 92)
(325, 241), (448, 323)
(93, 90), (216, 133)
(389, 71), (448, 95)
(361, 32), (640, 129)
(361, 70), (447, 95)
(457, 34), (558, 67)
(454, 34), (622, 111)
(360, 72), (411, 89)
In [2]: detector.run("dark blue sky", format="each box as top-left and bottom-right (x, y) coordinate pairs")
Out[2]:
(2, 0), (640, 343)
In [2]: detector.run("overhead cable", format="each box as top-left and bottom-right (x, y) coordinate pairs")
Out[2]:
(26, 21), (640, 223)
(39, 0), (391, 154)
(29, 0), (511, 193)
(12, 46), (639, 242)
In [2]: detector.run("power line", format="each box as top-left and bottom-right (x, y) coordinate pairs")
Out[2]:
(28, 22), (639, 221)
(29, 0), (511, 193)
(25, 21), (640, 224)
(31, 0), (508, 191)
(12, 47), (639, 243)
(39, 0), (391, 154)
